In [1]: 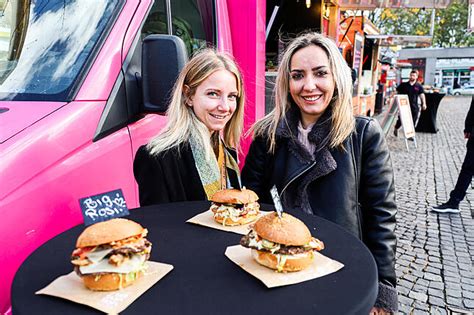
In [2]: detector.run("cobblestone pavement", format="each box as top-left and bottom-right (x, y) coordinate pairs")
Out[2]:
(386, 95), (474, 314)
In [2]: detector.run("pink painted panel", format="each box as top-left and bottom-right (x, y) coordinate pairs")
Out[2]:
(75, 0), (139, 101)
(1, 102), (104, 200)
(216, 0), (233, 53)
(0, 101), (66, 143)
(122, 0), (152, 63)
(226, 0), (266, 164)
(0, 100), (138, 312)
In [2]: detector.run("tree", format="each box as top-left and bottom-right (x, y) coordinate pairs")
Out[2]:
(370, 0), (473, 47)
(433, 1), (474, 47)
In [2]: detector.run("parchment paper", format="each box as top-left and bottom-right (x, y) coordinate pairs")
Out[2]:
(186, 210), (271, 235)
(225, 245), (344, 288)
(36, 261), (173, 314)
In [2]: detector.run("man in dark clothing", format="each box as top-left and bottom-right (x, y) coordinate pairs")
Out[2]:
(393, 70), (426, 137)
(432, 96), (474, 214)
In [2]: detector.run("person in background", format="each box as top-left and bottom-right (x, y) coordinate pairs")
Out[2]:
(432, 96), (474, 214)
(393, 69), (426, 137)
(134, 48), (244, 206)
(242, 33), (398, 314)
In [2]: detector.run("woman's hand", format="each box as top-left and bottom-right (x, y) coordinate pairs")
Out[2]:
(369, 307), (391, 315)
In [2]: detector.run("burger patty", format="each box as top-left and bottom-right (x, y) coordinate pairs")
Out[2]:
(110, 240), (151, 256)
(71, 240), (151, 264)
(240, 234), (309, 255)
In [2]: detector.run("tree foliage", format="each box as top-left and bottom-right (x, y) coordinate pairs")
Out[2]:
(370, 0), (473, 47)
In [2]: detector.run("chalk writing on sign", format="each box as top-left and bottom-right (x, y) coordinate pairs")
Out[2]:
(79, 189), (129, 226)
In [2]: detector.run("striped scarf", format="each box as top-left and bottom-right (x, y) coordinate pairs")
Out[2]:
(189, 134), (240, 199)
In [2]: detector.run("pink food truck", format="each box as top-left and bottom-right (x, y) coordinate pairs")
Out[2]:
(0, 0), (265, 312)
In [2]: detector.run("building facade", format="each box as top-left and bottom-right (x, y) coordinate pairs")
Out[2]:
(398, 47), (474, 89)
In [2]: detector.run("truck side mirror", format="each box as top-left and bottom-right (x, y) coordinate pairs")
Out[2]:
(142, 35), (188, 113)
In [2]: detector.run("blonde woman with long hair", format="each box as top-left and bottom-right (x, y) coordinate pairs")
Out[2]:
(242, 33), (398, 314)
(134, 48), (244, 205)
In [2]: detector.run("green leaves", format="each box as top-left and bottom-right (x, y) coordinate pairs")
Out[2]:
(372, 1), (473, 48)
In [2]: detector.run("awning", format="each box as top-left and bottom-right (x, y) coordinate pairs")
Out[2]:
(332, 0), (452, 9)
(365, 35), (432, 47)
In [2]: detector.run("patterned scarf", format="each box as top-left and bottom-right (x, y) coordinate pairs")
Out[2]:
(189, 134), (240, 199)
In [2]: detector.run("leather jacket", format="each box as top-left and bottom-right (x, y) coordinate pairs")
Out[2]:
(242, 116), (398, 311)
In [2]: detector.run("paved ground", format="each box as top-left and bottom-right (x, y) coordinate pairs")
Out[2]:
(385, 95), (474, 314)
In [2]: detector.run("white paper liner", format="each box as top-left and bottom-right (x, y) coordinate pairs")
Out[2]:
(186, 210), (271, 235)
(36, 261), (173, 314)
(225, 245), (344, 288)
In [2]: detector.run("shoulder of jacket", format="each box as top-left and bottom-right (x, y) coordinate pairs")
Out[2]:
(146, 142), (191, 159)
(354, 116), (374, 130)
(353, 116), (384, 139)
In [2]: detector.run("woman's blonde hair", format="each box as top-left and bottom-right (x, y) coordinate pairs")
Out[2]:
(254, 32), (354, 152)
(147, 48), (245, 158)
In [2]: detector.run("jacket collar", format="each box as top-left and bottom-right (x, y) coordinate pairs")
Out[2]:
(273, 106), (337, 214)
(275, 106), (334, 161)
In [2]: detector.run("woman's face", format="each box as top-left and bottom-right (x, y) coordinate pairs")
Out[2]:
(189, 69), (238, 133)
(289, 45), (335, 127)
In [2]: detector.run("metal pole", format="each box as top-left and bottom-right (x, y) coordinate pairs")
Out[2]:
(429, 8), (435, 36)
(266, 6), (280, 41)
(165, 0), (173, 35)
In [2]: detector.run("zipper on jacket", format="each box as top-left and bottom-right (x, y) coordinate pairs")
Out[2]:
(280, 161), (316, 196)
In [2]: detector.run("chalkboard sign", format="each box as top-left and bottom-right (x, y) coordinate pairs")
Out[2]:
(79, 189), (129, 226)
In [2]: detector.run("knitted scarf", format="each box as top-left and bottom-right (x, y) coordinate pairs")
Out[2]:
(189, 134), (240, 199)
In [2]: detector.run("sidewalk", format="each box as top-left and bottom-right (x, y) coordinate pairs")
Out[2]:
(386, 95), (474, 314)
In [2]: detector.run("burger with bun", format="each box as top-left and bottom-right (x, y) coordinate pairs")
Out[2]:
(210, 188), (260, 226)
(240, 212), (324, 272)
(71, 218), (151, 291)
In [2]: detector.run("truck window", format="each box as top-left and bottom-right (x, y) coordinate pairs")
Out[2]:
(142, 0), (215, 55)
(0, 0), (123, 101)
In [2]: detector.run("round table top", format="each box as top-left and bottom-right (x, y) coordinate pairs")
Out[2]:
(12, 201), (378, 314)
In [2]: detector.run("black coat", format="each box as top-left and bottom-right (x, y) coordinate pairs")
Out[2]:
(134, 142), (240, 206)
(242, 116), (398, 311)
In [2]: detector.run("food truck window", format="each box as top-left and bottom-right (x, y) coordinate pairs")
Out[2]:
(142, 0), (215, 56)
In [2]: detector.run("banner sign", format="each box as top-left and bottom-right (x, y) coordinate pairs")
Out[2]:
(79, 189), (129, 226)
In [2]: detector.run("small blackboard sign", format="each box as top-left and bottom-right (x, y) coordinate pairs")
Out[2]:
(79, 189), (129, 226)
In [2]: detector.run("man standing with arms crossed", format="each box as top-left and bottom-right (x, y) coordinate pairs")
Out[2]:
(393, 69), (427, 137)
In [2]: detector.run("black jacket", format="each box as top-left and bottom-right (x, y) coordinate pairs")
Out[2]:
(242, 116), (398, 312)
(134, 142), (240, 206)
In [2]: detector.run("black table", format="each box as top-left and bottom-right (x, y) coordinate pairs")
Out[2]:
(12, 201), (378, 315)
(415, 93), (445, 133)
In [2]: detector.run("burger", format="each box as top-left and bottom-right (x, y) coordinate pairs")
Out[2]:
(71, 218), (152, 291)
(209, 188), (260, 226)
(240, 212), (324, 272)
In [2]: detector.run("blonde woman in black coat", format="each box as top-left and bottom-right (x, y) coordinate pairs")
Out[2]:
(242, 33), (398, 314)
(134, 49), (244, 206)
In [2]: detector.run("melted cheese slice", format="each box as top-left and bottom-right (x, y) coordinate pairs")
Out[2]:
(80, 254), (146, 274)
(86, 248), (113, 264)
